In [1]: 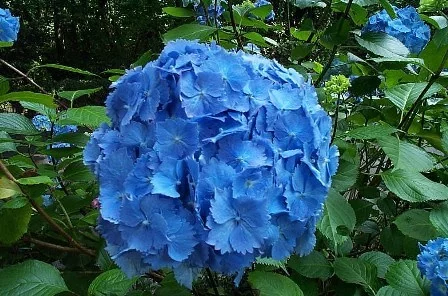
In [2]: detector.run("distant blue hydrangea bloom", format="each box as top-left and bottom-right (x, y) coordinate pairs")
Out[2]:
(85, 40), (338, 288)
(32, 115), (78, 148)
(195, 3), (225, 26)
(362, 6), (430, 54)
(254, 0), (275, 22)
(418, 238), (448, 296)
(0, 8), (19, 42)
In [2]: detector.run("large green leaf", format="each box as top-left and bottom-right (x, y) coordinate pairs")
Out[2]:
(384, 82), (442, 111)
(58, 87), (102, 103)
(377, 136), (435, 172)
(355, 32), (409, 58)
(20, 102), (57, 119)
(319, 19), (350, 49)
(59, 106), (110, 128)
(333, 257), (378, 293)
(430, 202), (448, 236)
(377, 286), (407, 296)
(359, 251), (395, 279)
(0, 260), (69, 296)
(394, 209), (437, 241)
(0, 177), (21, 199)
(88, 269), (136, 296)
(63, 160), (94, 182)
(332, 149), (360, 192)
(154, 273), (191, 296)
(0, 200), (31, 244)
(0, 113), (39, 135)
(0, 131), (17, 153)
(0, 91), (56, 108)
(288, 251), (333, 280)
(248, 271), (304, 296)
(163, 24), (217, 43)
(16, 176), (53, 185)
(381, 169), (448, 202)
(346, 124), (397, 139)
(317, 189), (356, 244)
(419, 27), (448, 73)
(385, 260), (430, 296)
(162, 7), (195, 17)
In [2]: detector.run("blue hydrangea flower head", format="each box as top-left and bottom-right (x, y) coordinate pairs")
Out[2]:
(362, 6), (430, 54)
(194, 3), (225, 26)
(85, 39), (338, 287)
(32, 115), (78, 148)
(418, 238), (448, 296)
(0, 8), (19, 42)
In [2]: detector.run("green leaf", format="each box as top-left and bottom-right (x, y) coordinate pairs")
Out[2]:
(0, 91), (56, 108)
(163, 24), (217, 43)
(63, 160), (94, 182)
(0, 76), (10, 95)
(288, 251), (333, 280)
(131, 50), (155, 68)
(291, 0), (327, 8)
(356, 32), (409, 58)
(58, 87), (102, 103)
(0, 41), (13, 48)
(317, 189), (356, 244)
(394, 209), (437, 241)
(346, 124), (397, 139)
(88, 269), (137, 296)
(52, 132), (90, 147)
(0, 202), (32, 244)
(162, 7), (195, 17)
(332, 152), (359, 192)
(249, 4), (274, 18)
(378, 0), (396, 18)
(384, 82), (442, 111)
(291, 43), (313, 60)
(248, 271), (304, 296)
(154, 273), (191, 296)
(243, 32), (268, 46)
(59, 106), (110, 128)
(32, 64), (98, 76)
(381, 169), (448, 202)
(17, 176), (53, 185)
(430, 202), (448, 236)
(333, 257), (378, 292)
(0, 113), (39, 135)
(0, 260), (69, 296)
(319, 19), (351, 49)
(385, 260), (430, 296)
(377, 286), (407, 296)
(377, 136), (435, 172)
(0, 177), (22, 199)
(20, 102), (57, 119)
(419, 27), (448, 73)
(359, 251), (395, 278)
(0, 131), (17, 153)
(256, 257), (287, 272)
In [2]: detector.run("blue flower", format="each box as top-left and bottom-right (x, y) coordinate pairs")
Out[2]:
(418, 238), (448, 296)
(85, 40), (337, 287)
(206, 188), (270, 254)
(0, 8), (19, 42)
(362, 6), (430, 54)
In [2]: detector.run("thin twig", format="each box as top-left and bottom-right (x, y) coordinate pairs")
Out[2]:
(0, 160), (96, 257)
(313, 0), (354, 87)
(24, 236), (82, 253)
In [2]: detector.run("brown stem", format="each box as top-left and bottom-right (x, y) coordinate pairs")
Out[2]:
(24, 237), (82, 253)
(0, 160), (96, 257)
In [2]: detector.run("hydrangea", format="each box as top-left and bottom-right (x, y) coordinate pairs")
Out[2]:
(195, 3), (225, 26)
(0, 8), (19, 42)
(324, 75), (350, 96)
(417, 238), (448, 296)
(85, 40), (338, 287)
(254, 0), (275, 22)
(362, 6), (430, 54)
(32, 115), (78, 148)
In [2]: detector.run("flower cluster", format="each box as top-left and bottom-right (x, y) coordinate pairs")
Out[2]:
(0, 8), (19, 42)
(32, 115), (78, 148)
(417, 238), (448, 296)
(362, 6), (430, 54)
(324, 75), (350, 97)
(84, 40), (338, 287)
(254, 0), (275, 22)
